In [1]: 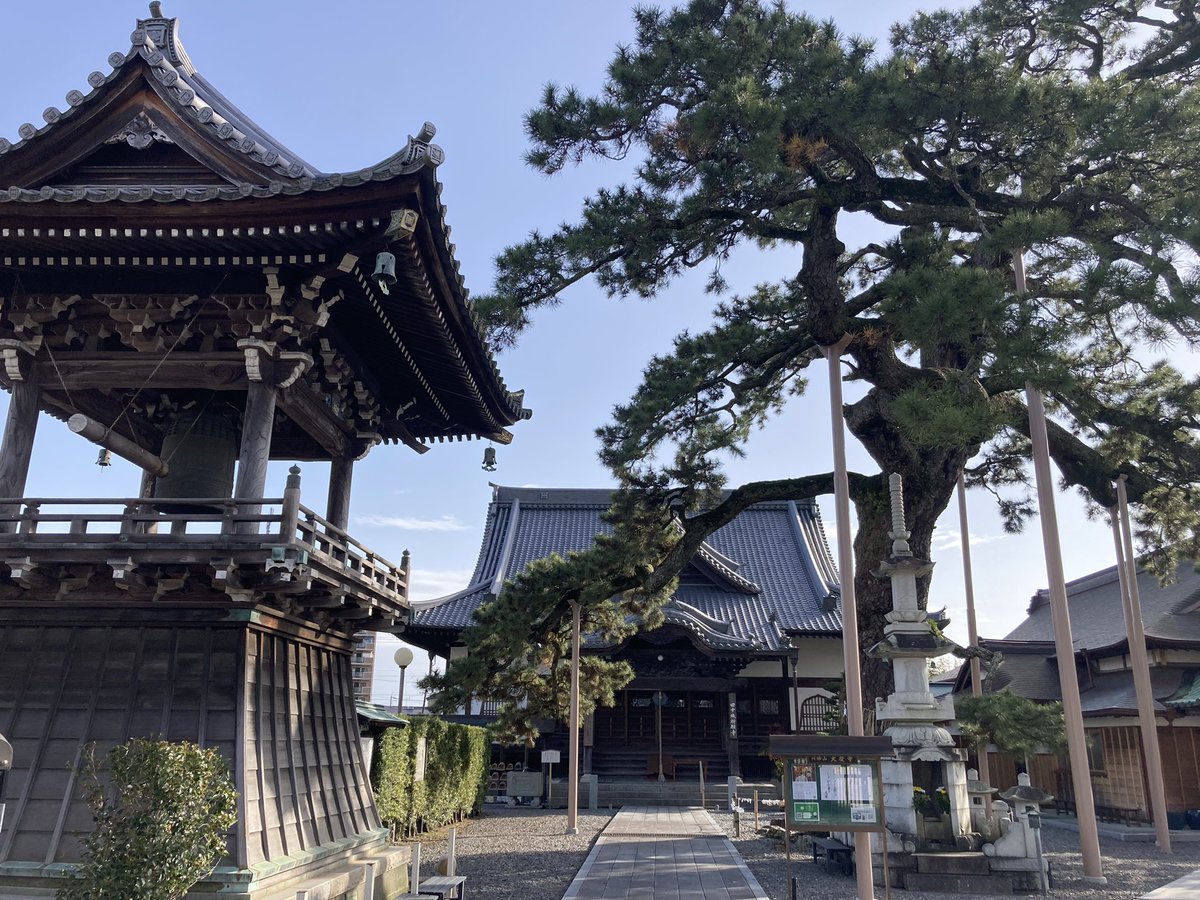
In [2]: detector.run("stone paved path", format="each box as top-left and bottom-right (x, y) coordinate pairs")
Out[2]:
(561, 806), (769, 900)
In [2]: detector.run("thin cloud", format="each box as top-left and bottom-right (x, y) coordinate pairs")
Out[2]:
(354, 514), (469, 532)
(409, 568), (476, 603)
(930, 528), (1004, 553)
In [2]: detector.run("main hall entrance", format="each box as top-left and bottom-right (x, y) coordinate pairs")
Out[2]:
(591, 688), (728, 778)
(601, 689), (723, 745)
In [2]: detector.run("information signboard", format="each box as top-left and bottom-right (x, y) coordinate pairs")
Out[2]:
(784, 757), (883, 830)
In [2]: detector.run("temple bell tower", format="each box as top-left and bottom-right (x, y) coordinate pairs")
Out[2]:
(0, 6), (527, 897)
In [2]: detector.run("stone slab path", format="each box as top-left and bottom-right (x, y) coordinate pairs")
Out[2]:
(1142, 867), (1200, 899)
(561, 806), (769, 900)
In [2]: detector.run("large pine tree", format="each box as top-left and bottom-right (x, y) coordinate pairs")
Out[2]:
(429, 0), (1200, 734)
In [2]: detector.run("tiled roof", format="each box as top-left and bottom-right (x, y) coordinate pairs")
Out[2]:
(1077, 669), (1184, 716)
(411, 486), (843, 652)
(1164, 669), (1200, 710)
(355, 701), (409, 727)
(973, 640), (1073, 702)
(0, 8), (530, 441)
(1002, 560), (1200, 652)
(0, 11), (318, 182)
(971, 558), (1200, 716)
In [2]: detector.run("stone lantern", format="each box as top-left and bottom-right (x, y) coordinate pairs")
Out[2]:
(983, 773), (1054, 890)
(966, 768), (998, 838)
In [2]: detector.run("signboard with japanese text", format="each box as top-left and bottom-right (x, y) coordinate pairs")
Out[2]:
(783, 756), (885, 831)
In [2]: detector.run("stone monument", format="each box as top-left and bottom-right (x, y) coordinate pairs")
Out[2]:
(869, 474), (971, 849)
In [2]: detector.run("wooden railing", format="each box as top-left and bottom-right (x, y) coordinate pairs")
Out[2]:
(0, 496), (285, 540)
(295, 504), (408, 601)
(0, 492), (409, 607)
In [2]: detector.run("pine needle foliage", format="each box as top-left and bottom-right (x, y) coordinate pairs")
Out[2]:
(956, 691), (1068, 768)
(445, 0), (1200, 727)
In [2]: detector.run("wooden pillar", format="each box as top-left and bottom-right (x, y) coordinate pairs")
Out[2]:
(326, 456), (354, 530)
(0, 367), (41, 500)
(234, 378), (277, 531)
(726, 691), (741, 777)
(1017, 249), (1104, 884)
(821, 338), (876, 900)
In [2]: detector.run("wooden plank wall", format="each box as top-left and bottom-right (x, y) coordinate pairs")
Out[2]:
(988, 724), (1200, 817)
(1159, 724), (1200, 813)
(0, 617), (239, 865)
(241, 627), (379, 865)
(0, 607), (381, 873)
(1090, 726), (1147, 815)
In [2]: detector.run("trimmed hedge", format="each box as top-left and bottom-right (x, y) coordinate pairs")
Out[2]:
(371, 716), (489, 838)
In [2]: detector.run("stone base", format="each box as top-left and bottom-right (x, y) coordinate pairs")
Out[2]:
(0, 834), (412, 900)
(871, 850), (916, 889)
(987, 856), (1050, 893)
(903, 851), (1015, 895)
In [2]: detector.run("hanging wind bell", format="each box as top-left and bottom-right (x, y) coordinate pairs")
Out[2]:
(95, 448), (112, 468)
(481, 445), (497, 472)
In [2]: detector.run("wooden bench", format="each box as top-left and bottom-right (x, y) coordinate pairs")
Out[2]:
(811, 836), (853, 876)
(417, 875), (467, 899)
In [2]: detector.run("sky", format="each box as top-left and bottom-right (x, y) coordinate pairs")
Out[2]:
(0, 0), (1183, 708)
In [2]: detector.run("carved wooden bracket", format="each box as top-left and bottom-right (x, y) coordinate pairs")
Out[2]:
(263, 266), (286, 306)
(237, 339), (312, 387)
(0, 338), (40, 383)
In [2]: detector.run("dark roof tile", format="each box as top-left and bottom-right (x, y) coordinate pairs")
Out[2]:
(411, 487), (842, 652)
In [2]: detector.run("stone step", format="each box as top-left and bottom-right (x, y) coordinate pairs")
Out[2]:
(904, 872), (1014, 895)
(914, 851), (992, 875)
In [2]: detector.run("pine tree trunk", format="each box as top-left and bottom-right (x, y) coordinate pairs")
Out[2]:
(845, 388), (973, 725)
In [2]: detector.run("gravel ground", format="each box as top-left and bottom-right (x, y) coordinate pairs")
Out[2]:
(403, 805), (1200, 899)
(712, 811), (1200, 898)
(405, 807), (612, 900)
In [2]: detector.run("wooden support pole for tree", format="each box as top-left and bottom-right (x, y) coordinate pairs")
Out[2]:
(67, 414), (169, 477)
(566, 599), (581, 835)
(821, 338), (875, 900)
(956, 473), (993, 813)
(1016, 252), (1105, 884)
(326, 456), (354, 531)
(1114, 478), (1171, 852)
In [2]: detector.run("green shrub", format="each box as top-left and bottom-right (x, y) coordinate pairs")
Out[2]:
(371, 717), (489, 838)
(58, 739), (237, 900)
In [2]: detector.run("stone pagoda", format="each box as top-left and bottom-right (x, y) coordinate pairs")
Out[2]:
(869, 474), (970, 848)
(0, 6), (528, 898)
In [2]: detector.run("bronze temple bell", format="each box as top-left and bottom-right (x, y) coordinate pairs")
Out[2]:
(153, 409), (238, 510)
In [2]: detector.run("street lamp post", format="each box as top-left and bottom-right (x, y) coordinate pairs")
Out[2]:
(393, 646), (414, 714)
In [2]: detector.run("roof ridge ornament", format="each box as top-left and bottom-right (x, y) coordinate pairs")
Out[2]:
(134, 2), (195, 75)
(386, 122), (445, 173)
(105, 111), (172, 149)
